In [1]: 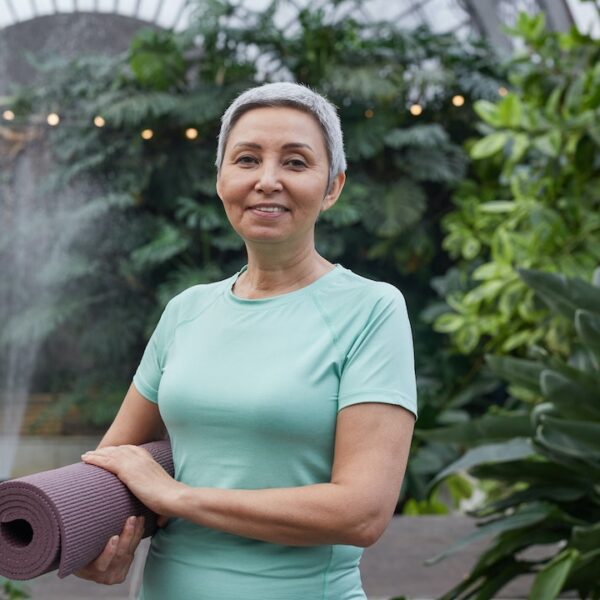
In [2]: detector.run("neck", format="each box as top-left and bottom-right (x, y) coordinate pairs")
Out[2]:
(234, 242), (334, 299)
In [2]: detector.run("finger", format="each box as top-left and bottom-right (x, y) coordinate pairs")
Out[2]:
(128, 516), (145, 554)
(115, 516), (137, 559)
(94, 535), (119, 572)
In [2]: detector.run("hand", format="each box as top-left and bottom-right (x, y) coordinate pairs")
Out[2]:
(81, 445), (184, 516)
(74, 515), (145, 585)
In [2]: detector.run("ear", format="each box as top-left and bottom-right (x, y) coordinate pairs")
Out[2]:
(321, 172), (346, 212)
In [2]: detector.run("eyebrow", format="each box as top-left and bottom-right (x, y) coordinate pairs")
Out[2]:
(232, 142), (314, 152)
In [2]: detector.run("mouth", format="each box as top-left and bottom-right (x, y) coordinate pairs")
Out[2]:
(247, 204), (290, 218)
(248, 204), (289, 213)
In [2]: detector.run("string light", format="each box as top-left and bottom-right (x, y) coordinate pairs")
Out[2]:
(185, 127), (198, 139)
(47, 113), (60, 126)
(364, 109), (374, 119)
(498, 86), (508, 96)
(141, 129), (154, 140)
(94, 116), (105, 127)
(2, 110), (15, 121)
(452, 95), (465, 107)
(409, 103), (422, 116)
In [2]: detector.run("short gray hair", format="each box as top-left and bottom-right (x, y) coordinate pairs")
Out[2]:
(215, 82), (347, 192)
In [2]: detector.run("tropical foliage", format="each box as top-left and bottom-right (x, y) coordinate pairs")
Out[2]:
(413, 16), (600, 517)
(0, 578), (29, 600)
(1, 0), (505, 507)
(431, 13), (600, 358)
(425, 268), (600, 600)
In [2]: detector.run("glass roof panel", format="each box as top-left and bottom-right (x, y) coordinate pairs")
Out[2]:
(420, 0), (472, 33)
(0, 0), (598, 40)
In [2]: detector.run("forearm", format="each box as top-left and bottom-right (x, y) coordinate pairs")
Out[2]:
(164, 482), (378, 548)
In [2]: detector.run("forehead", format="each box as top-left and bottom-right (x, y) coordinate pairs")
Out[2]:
(227, 106), (327, 153)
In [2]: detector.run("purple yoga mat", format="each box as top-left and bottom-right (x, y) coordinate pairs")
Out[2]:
(0, 440), (173, 580)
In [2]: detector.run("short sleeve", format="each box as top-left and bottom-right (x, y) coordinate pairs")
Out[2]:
(132, 297), (179, 403)
(337, 288), (417, 420)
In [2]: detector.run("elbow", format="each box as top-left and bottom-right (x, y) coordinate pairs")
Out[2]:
(344, 513), (387, 548)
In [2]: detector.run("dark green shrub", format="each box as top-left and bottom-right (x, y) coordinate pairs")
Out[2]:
(1, 0), (505, 509)
(424, 268), (600, 600)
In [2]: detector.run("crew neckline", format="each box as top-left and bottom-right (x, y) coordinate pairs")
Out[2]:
(225, 264), (344, 306)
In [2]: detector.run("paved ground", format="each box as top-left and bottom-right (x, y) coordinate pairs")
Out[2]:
(14, 516), (574, 599)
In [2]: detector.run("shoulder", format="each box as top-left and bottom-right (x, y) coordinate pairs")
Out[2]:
(310, 266), (410, 348)
(160, 274), (235, 323)
(315, 265), (407, 314)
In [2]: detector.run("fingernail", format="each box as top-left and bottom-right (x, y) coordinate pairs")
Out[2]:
(128, 516), (136, 525)
(110, 536), (118, 546)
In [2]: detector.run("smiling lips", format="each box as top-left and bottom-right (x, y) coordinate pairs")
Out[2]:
(248, 204), (290, 218)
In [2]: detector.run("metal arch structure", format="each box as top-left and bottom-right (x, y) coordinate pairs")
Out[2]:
(0, 0), (592, 43)
(459, 0), (576, 50)
(0, 0), (190, 31)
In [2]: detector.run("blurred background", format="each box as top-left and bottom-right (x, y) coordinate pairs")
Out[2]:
(1, 1), (599, 599)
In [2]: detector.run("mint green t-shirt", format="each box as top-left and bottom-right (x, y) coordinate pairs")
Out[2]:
(132, 264), (417, 600)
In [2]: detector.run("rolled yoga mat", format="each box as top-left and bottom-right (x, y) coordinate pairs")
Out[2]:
(0, 440), (173, 580)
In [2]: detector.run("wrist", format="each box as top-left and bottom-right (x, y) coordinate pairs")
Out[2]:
(161, 480), (189, 518)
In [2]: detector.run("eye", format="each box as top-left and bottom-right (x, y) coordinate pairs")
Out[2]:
(286, 159), (307, 168)
(235, 155), (258, 165)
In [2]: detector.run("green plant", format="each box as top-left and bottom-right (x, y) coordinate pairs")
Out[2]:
(1, 1), (506, 513)
(423, 267), (600, 600)
(0, 578), (30, 600)
(433, 13), (600, 357)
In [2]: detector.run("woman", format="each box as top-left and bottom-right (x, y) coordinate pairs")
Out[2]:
(77, 82), (417, 599)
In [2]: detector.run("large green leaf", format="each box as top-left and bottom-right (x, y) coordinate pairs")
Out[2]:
(485, 355), (543, 394)
(576, 309), (600, 353)
(425, 503), (553, 565)
(470, 459), (587, 487)
(528, 548), (579, 600)
(565, 548), (600, 592)
(540, 369), (600, 420)
(498, 93), (523, 128)
(533, 440), (600, 479)
(418, 413), (532, 445)
(472, 527), (565, 576)
(571, 522), (600, 553)
(473, 99), (503, 127)
(537, 416), (600, 463)
(480, 484), (586, 514)
(473, 559), (531, 600)
(429, 438), (535, 490)
(471, 131), (509, 159)
(518, 269), (600, 320)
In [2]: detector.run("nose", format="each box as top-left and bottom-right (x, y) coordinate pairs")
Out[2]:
(254, 163), (283, 194)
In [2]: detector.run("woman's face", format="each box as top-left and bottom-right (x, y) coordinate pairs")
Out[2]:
(216, 106), (345, 249)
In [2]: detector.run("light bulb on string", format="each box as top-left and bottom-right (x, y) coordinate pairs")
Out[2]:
(47, 113), (60, 126)
(452, 95), (465, 107)
(185, 128), (198, 140)
(141, 129), (154, 140)
(364, 109), (374, 119)
(94, 116), (105, 127)
(2, 110), (15, 121)
(498, 86), (508, 96)
(409, 103), (422, 116)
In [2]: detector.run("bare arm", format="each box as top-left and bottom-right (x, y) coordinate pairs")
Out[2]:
(86, 402), (415, 548)
(97, 382), (166, 449)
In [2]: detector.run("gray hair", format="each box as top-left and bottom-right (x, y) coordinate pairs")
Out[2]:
(215, 82), (347, 192)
